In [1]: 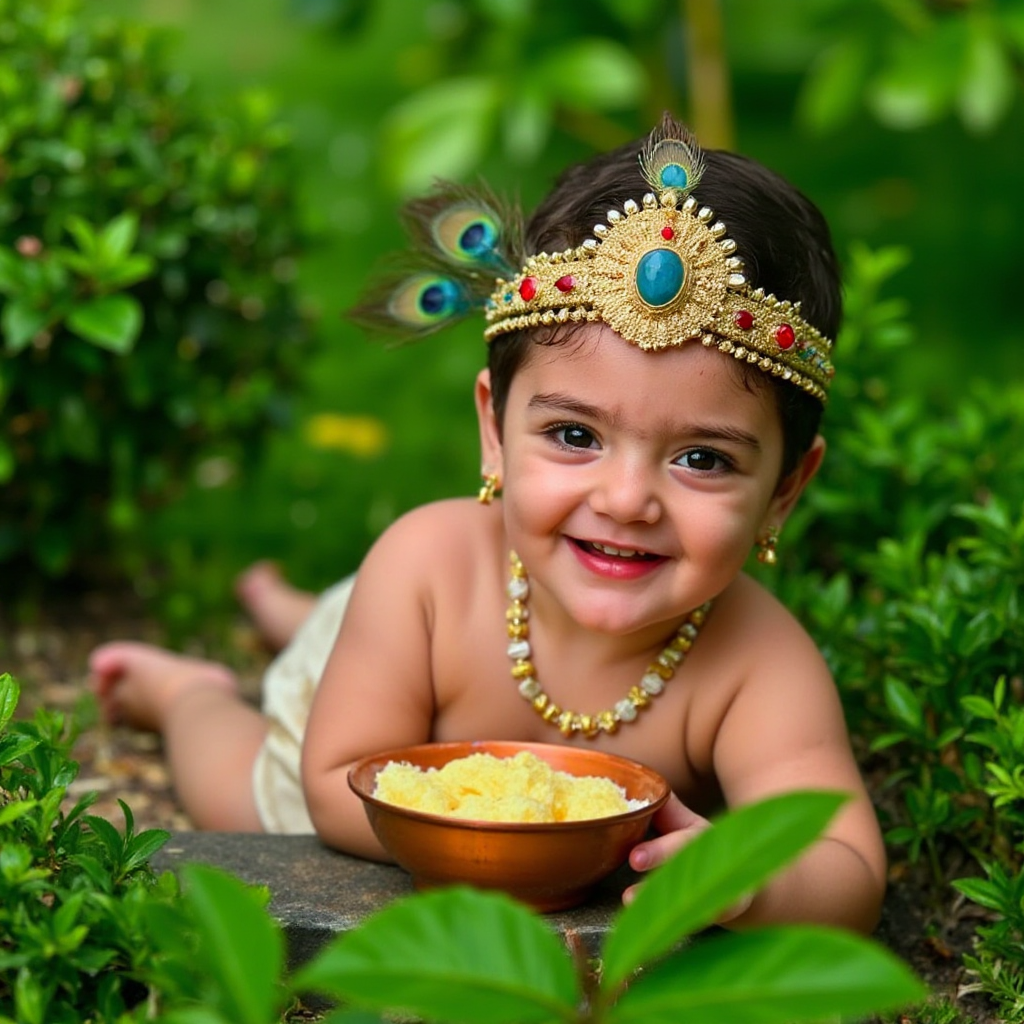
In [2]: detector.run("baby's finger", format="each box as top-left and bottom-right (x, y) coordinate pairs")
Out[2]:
(651, 791), (708, 833)
(628, 827), (691, 873)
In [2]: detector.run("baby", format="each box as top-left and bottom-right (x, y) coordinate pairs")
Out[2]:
(91, 113), (886, 932)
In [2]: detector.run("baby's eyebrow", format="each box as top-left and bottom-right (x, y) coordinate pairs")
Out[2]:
(688, 424), (762, 450)
(527, 392), (603, 420)
(527, 392), (762, 451)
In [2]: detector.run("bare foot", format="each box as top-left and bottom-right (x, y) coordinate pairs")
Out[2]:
(89, 641), (238, 732)
(234, 560), (317, 651)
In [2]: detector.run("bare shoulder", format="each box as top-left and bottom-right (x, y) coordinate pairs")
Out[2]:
(357, 498), (503, 598)
(709, 572), (829, 682)
(363, 498), (492, 564)
(707, 573), (854, 777)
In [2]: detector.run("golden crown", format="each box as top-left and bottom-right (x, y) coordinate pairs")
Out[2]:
(484, 135), (835, 403)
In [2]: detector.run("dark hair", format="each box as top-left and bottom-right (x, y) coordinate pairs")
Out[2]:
(487, 118), (841, 480)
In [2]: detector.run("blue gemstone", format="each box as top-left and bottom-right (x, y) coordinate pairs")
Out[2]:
(660, 163), (689, 189)
(635, 248), (684, 307)
(459, 220), (497, 258)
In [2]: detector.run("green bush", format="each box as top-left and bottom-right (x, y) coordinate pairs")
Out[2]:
(755, 245), (1024, 1019)
(0, 673), (175, 1023)
(0, 0), (314, 583)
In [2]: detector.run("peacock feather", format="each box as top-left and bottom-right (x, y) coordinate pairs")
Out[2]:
(638, 114), (705, 197)
(349, 181), (522, 340)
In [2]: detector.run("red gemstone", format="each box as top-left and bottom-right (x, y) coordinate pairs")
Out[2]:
(519, 277), (538, 301)
(775, 323), (796, 349)
(661, 226), (675, 240)
(555, 275), (575, 292)
(734, 309), (754, 331)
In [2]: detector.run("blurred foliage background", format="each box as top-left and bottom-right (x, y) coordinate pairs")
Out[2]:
(4, 0), (1023, 631)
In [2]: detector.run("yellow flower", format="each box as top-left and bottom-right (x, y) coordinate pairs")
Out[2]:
(304, 413), (388, 458)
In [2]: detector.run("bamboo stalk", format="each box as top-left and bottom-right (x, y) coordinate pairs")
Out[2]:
(681, 0), (735, 150)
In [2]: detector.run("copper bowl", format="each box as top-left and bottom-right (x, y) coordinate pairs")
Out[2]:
(348, 740), (670, 912)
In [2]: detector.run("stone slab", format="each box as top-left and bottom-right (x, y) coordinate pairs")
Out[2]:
(153, 832), (634, 968)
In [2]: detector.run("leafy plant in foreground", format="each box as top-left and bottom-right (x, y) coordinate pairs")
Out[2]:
(0, 667), (925, 1022)
(161, 790), (922, 1024)
(89, 796), (928, 1022)
(0, 672), (175, 1023)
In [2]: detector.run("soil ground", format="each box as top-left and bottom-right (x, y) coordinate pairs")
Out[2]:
(0, 585), (1004, 1023)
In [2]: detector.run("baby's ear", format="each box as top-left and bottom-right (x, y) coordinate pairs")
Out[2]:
(767, 434), (826, 527)
(474, 369), (504, 475)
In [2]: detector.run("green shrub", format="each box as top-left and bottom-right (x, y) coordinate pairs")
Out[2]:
(780, 243), (1024, 582)
(0, 0), (313, 583)
(0, 672), (176, 1023)
(755, 245), (1024, 1018)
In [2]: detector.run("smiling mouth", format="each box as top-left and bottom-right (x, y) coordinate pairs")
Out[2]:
(574, 539), (663, 561)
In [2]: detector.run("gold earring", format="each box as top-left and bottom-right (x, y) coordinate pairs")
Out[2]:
(756, 526), (779, 566)
(478, 472), (499, 505)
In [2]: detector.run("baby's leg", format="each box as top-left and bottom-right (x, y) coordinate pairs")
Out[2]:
(235, 561), (318, 651)
(89, 642), (267, 832)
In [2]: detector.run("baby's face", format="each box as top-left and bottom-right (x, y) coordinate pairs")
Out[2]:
(491, 323), (788, 636)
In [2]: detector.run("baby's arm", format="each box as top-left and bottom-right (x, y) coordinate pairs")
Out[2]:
(301, 507), (441, 860)
(628, 597), (886, 933)
(708, 653), (887, 932)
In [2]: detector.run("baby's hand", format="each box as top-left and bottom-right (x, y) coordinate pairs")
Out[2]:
(622, 794), (754, 923)
(622, 793), (709, 904)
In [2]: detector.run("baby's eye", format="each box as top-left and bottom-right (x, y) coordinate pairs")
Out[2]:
(550, 423), (598, 449)
(675, 448), (730, 472)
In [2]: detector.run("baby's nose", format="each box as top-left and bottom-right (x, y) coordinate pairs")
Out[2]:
(589, 461), (662, 524)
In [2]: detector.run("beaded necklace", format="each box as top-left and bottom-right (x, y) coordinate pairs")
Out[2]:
(505, 550), (711, 738)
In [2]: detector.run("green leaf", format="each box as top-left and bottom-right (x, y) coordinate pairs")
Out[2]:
(601, 791), (846, 992)
(501, 87), (552, 164)
(294, 887), (578, 1024)
(0, 733), (41, 770)
(2, 300), (48, 353)
(319, 1012), (389, 1024)
(957, 609), (1002, 657)
(181, 864), (285, 1024)
(796, 39), (870, 133)
(159, 1011), (235, 1024)
(14, 966), (45, 1024)
(0, 246), (20, 291)
(867, 22), (964, 129)
(883, 676), (924, 732)
(885, 826), (918, 845)
(957, 20), (1015, 132)
(596, 0), (661, 28)
(0, 674), (19, 731)
(607, 926), (926, 1024)
(66, 214), (99, 257)
(67, 294), (143, 353)
(1000, 5), (1024, 52)
(0, 438), (14, 484)
(102, 252), (156, 289)
(870, 731), (909, 752)
(123, 827), (171, 873)
(960, 695), (996, 720)
(383, 78), (499, 195)
(84, 815), (125, 865)
(951, 877), (1003, 911)
(100, 212), (139, 263)
(0, 800), (38, 826)
(537, 39), (646, 111)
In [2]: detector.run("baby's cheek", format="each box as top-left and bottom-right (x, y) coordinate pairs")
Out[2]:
(684, 509), (755, 568)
